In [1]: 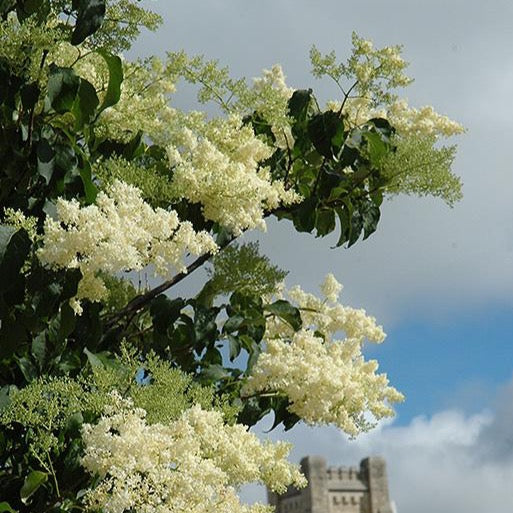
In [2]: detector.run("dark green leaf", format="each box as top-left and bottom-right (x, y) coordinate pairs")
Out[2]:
(72, 78), (99, 128)
(0, 226), (31, 292)
(348, 209), (363, 247)
(282, 410), (301, 431)
(203, 347), (222, 365)
(0, 502), (16, 513)
(37, 138), (55, 185)
(238, 396), (271, 426)
(20, 470), (48, 504)
(242, 336), (261, 373)
(200, 364), (230, 382)
(16, 356), (36, 381)
(15, 0), (50, 21)
(227, 335), (241, 361)
(223, 314), (244, 334)
(288, 89), (312, 121)
(97, 50), (123, 112)
(307, 111), (343, 158)
(315, 208), (336, 237)
(46, 66), (80, 114)
(71, 0), (106, 45)
(20, 82), (40, 110)
(368, 117), (394, 137)
(292, 197), (317, 233)
(334, 204), (351, 248)
(31, 333), (46, 367)
(194, 304), (218, 344)
(79, 161), (98, 204)
(264, 300), (302, 331)
(362, 200), (381, 240)
(150, 295), (184, 334)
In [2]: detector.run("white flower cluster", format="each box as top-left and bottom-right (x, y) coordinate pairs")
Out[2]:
(38, 180), (217, 310)
(243, 274), (404, 435)
(327, 95), (463, 139)
(246, 64), (295, 148)
(81, 397), (305, 513)
(98, 57), (178, 144)
(168, 114), (300, 235)
(349, 35), (412, 94)
(386, 98), (465, 138)
(2, 208), (38, 241)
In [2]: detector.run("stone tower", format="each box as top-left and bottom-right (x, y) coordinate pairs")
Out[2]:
(267, 456), (393, 513)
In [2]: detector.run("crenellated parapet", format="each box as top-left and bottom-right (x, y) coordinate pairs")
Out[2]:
(267, 456), (393, 513)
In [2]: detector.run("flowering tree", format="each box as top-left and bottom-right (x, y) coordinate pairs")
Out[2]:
(0, 2), (463, 512)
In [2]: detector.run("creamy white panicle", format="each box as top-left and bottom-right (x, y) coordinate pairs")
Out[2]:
(386, 99), (465, 138)
(327, 96), (464, 139)
(248, 64), (295, 148)
(243, 275), (404, 435)
(81, 395), (305, 513)
(168, 114), (300, 235)
(38, 180), (217, 312)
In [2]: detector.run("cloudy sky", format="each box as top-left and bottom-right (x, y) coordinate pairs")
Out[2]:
(133, 2), (513, 512)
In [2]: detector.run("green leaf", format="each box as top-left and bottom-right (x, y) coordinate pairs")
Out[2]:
(363, 130), (387, 166)
(0, 502), (16, 513)
(96, 50), (123, 112)
(264, 300), (302, 331)
(361, 200), (381, 239)
(46, 66), (80, 114)
(0, 226), (31, 292)
(203, 347), (222, 365)
(150, 295), (184, 334)
(31, 333), (46, 367)
(79, 161), (98, 204)
(194, 304), (219, 345)
(348, 209), (364, 247)
(334, 203), (352, 248)
(315, 208), (336, 237)
(71, 0), (106, 46)
(223, 314), (244, 334)
(292, 197), (317, 233)
(20, 82), (40, 110)
(0, 386), (11, 411)
(37, 138), (55, 185)
(15, 0), (50, 22)
(288, 89), (313, 121)
(307, 111), (343, 158)
(72, 78), (99, 128)
(16, 356), (36, 381)
(83, 347), (104, 369)
(200, 364), (230, 382)
(20, 470), (48, 504)
(227, 335), (241, 361)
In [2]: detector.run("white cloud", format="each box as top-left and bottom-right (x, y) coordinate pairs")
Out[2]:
(242, 377), (513, 513)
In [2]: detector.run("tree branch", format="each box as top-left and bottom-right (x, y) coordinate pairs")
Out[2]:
(104, 233), (236, 329)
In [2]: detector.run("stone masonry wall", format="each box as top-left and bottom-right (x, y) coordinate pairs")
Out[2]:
(268, 456), (393, 513)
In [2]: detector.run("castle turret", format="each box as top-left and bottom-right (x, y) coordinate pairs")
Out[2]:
(267, 455), (393, 513)
(360, 457), (393, 513)
(300, 456), (329, 513)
